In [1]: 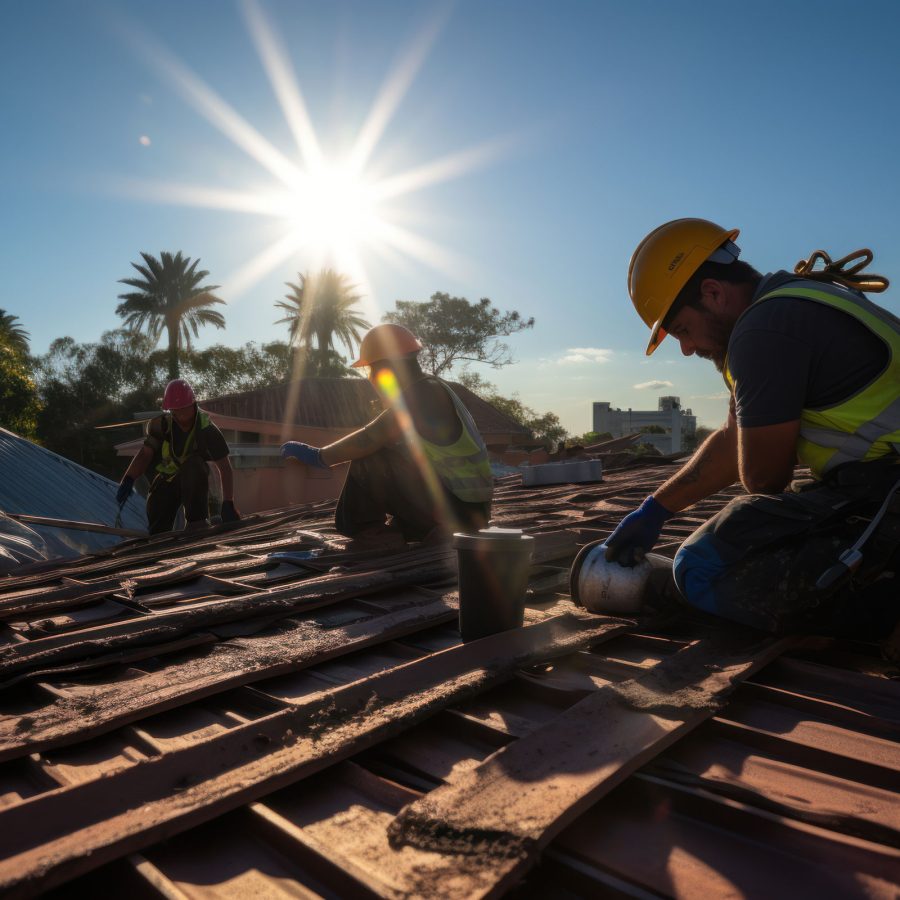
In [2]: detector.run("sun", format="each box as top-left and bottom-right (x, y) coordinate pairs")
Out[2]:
(283, 162), (380, 261)
(118, 0), (511, 307)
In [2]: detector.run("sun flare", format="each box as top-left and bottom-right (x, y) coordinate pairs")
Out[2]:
(118, 0), (511, 306)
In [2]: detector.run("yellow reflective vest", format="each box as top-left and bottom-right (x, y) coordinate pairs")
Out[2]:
(725, 280), (900, 478)
(412, 379), (493, 504)
(153, 411), (213, 480)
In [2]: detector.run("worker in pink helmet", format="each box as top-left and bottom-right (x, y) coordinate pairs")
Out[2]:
(116, 379), (241, 534)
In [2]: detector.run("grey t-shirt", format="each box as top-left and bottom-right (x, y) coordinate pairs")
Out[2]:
(727, 272), (890, 428)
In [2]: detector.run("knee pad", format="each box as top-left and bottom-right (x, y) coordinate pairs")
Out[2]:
(673, 535), (730, 614)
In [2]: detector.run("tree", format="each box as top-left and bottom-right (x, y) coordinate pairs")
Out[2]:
(567, 430), (613, 447)
(275, 269), (370, 376)
(639, 424), (667, 434)
(457, 370), (567, 450)
(384, 292), (534, 376)
(180, 341), (297, 397)
(0, 347), (41, 437)
(683, 424), (715, 452)
(33, 330), (163, 476)
(117, 251), (225, 380)
(0, 310), (30, 358)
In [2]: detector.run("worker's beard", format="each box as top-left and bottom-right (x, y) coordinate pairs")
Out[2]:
(696, 313), (735, 372)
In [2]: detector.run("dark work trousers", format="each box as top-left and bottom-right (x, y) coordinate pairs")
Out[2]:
(146, 455), (211, 535)
(334, 443), (490, 541)
(673, 458), (900, 636)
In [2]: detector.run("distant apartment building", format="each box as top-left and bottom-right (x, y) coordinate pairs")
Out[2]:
(592, 396), (697, 453)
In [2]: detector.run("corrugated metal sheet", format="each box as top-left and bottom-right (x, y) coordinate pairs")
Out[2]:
(0, 428), (147, 560)
(0, 460), (896, 898)
(201, 377), (533, 438)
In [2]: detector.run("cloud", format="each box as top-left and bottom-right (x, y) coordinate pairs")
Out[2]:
(553, 347), (614, 366)
(139, 135), (152, 146)
(633, 379), (673, 390)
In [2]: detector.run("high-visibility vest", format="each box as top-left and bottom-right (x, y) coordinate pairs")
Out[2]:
(154, 410), (213, 480)
(409, 378), (493, 503)
(725, 281), (900, 478)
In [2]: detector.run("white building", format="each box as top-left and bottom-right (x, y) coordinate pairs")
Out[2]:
(592, 396), (697, 453)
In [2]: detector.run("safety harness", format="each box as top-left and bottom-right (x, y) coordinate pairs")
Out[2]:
(153, 409), (212, 481)
(725, 250), (900, 479)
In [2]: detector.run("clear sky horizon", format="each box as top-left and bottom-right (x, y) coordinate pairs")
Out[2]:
(4, 0), (900, 435)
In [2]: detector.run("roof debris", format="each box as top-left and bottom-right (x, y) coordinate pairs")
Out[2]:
(0, 461), (897, 898)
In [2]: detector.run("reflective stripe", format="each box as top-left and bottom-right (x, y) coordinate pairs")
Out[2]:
(156, 411), (211, 479)
(414, 379), (493, 503)
(725, 281), (900, 478)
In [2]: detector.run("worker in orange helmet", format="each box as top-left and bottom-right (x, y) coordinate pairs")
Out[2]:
(281, 324), (493, 545)
(604, 218), (900, 640)
(116, 379), (241, 534)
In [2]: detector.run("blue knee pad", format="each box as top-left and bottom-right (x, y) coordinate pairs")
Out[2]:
(673, 535), (731, 614)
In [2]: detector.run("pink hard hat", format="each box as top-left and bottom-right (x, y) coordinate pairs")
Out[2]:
(162, 379), (196, 410)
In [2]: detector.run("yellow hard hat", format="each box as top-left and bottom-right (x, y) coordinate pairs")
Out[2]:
(351, 323), (423, 367)
(628, 218), (740, 355)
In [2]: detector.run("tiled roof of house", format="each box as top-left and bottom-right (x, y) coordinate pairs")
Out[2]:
(201, 377), (533, 438)
(0, 460), (897, 897)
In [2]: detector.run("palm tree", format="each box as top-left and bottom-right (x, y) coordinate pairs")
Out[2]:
(275, 269), (370, 375)
(116, 251), (225, 380)
(0, 310), (30, 357)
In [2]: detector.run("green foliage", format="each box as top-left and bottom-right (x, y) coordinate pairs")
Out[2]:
(180, 342), (294, 397)
(275, 269), (370, 376)
(683, 424), (715, 452)
(33, 330), (163, 476)
(0, 310), (30, 358)
(639, 424), (667, 434)
(567, 430), (613, 447)
(384, 292), (534, 376)
(457, 369), (567, 450)
(117, 251), (225, 379)
(0, 347), (41, 437)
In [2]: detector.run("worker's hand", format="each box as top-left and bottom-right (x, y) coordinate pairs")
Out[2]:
(220, 500), (241, 523)
(116, 476), (135, 506)
(604, 495), (673, 567)
(281, 442), (328, 468)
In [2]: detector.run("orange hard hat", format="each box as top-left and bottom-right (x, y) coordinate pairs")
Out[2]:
(351, 324), (423, 367)
(628, 218), (741, 355)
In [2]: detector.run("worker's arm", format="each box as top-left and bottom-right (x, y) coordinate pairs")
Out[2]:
(738, 420), (800, 493)
(605, 408), (739, 565)
(212, 456), (235, 501)
(654, 409), (740, 513)
(124, 445), (154, 480)
(211, 456), (241, 522)
(319, 409), (402, 465)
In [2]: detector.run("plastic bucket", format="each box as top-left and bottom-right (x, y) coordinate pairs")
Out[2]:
(453, 527), (534, 641)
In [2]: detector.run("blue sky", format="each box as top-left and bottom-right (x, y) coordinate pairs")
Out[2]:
(3, 0), (900, 434)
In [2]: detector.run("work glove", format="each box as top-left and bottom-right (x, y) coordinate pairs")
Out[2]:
(281, 442), (328, 468)
(604, 495), (673, 567)
(220, 500), (241, 523)
(116, 476), (135, 506)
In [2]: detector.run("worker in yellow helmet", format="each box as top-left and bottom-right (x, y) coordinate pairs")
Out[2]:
(281, 324), (493, 546)
(605, 218), (900, 639)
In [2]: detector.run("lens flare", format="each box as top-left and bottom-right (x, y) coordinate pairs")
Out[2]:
(115, 0), (512, 304)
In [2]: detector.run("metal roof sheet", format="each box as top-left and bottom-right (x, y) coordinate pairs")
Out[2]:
(0, 428), (147, 560)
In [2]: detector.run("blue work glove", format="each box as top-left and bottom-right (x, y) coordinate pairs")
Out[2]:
(116, 476), (135, 506)
(281, 441), (328, 468)
(604, 495), (673, 567)
(220, 500), (241, 523)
